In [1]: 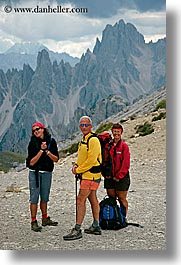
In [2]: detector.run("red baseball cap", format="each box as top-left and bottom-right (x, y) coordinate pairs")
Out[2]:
(32, 122), (45, 129)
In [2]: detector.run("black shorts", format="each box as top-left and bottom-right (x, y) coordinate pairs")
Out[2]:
(104, 172), (130, 191)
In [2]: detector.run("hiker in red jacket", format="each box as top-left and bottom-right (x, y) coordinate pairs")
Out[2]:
(104, 123), (130, 216)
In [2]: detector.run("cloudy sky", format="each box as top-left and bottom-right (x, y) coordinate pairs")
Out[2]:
(0, 0), (166, 57)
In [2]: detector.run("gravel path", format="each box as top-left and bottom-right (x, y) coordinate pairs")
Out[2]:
(0, 116), (166, 251)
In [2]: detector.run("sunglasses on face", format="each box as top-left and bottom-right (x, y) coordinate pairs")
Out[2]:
(32, 127), (41, 133)
(79, 123), (90, 127)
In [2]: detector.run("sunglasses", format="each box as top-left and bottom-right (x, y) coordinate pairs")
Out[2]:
(79, 123), (90, 127)
(32, 127), (41, 133)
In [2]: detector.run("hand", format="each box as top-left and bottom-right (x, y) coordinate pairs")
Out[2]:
(41, 142), (47, 150)
(105, 176), (112, 179)
(113, 177), (120, 182)
(72, 164), (78, 174)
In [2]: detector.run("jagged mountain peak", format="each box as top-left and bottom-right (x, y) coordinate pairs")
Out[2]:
(36, 49), (52, 71)
(93, 19), (145, 62)
(37, 48), (50, 62)
(85, 48), (92, 54)
(93, 37), (101, 54)
(0, 19), (166, 154)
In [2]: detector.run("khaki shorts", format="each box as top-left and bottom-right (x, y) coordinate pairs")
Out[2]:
(80, 179), (100, 191)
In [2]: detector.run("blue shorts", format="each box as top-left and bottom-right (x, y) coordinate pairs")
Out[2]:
(29, 171), (52, 204)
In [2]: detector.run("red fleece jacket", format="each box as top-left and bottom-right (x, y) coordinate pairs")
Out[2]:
(109, 140), (130, 180)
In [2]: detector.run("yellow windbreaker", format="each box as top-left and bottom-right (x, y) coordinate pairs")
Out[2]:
(75, 132), (102, 180)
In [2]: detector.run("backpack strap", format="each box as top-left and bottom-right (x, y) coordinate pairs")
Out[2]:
(127, 222), (144, 228)
(86, 132), (98, 151)
(47, 137), (52, 150)
(88, 133), (103, 166)
(81, 132), (103, 173)
(81, 132), (98, 150)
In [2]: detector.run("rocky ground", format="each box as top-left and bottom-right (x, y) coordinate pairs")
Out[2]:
(0, 111), (166, 251)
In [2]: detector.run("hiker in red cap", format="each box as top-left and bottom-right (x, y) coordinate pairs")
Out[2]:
(31, 122), (45, 129)
(26, 122), (59, 232)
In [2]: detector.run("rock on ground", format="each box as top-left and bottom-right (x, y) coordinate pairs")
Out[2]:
(0, 115), (166, 251)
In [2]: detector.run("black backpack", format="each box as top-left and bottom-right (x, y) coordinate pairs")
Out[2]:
(99, 196), (143, 230)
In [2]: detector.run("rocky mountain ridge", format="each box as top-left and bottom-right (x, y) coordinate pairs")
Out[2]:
(0, 19), (166, 154)
(0, 42), (79, 71)
(58, 86), (166, 149)
(0, 85), (166, 173)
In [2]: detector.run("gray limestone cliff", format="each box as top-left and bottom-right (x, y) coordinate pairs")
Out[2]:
(0, 20), (166, 154)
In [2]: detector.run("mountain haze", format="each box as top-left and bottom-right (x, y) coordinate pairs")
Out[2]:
(0, 42), (79, 71)
(0, 20), (166, 154)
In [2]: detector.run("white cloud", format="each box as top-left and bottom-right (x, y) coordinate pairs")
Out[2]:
(0, 36), (15, 53)
(0, 0), (102, 41)
(144, 35), (165, 43)
(42, 35), (100, 58)
(0, 0), (166, 56)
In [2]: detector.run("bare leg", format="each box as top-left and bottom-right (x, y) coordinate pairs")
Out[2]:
(30, 203), (38, 220)
(106, 188), (116, 198)
(116, 190), (128, 215)
(88, 190), (100, 221)
(76, 189), (91, 225)
(40, 201), (48, 216)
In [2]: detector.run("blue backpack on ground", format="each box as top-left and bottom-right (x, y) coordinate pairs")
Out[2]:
(99, 196), (143, 230)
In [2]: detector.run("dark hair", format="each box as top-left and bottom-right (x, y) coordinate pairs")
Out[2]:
(111, 123), (123, 132)
(44, 128), (51, 138)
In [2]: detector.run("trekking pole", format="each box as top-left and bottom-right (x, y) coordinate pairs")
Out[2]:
(75, 174), (82, 222)
(75, 175), (78, 222)
(75, 174), (81, 222)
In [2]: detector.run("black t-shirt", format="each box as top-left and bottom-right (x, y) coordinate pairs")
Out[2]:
(27, 135), (59, 172)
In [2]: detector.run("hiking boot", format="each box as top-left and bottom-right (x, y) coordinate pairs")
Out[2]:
(31, 220), (42, 232)
(42, 216), (58, 226)
(63, 228), (82, 241)
(84, 225), (102, 235)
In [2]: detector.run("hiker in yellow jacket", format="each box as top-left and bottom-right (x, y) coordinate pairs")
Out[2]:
(75, 133), (102, 180)
(63, 116), (102, 241)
